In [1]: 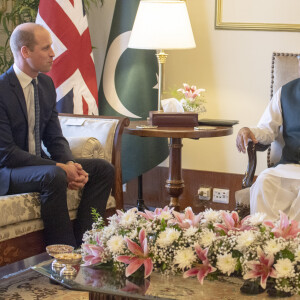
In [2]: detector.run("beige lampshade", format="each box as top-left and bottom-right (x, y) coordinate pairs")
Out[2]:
(128, 0), (196, 50)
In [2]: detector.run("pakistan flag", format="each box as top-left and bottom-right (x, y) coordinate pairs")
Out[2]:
(98, 0), (169, 183)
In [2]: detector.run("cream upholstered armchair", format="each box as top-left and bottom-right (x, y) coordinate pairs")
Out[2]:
(0, 114), (129, 266)
(236, 52), (300, 217)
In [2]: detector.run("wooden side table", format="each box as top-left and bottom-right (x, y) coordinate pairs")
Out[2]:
(124, 121), (233, 211)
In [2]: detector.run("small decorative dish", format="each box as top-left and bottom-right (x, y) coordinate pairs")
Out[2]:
(54, 253), (82, 277)
(46, 244), (74, 270)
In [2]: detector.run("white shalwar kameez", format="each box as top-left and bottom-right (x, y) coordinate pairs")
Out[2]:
(250, 88), (300, 221)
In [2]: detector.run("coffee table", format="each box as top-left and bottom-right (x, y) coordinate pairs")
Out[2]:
(2, 254), (300, 299)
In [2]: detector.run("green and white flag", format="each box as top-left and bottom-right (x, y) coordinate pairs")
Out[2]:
(98, 0), (168, 183)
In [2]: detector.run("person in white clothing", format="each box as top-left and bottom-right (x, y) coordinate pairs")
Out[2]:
(236, 77), (300, 221)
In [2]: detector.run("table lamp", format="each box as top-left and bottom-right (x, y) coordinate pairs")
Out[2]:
(128, 0), (196, 112)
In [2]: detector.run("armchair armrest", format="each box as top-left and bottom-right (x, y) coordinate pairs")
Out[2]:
(242, 141), (270, 188)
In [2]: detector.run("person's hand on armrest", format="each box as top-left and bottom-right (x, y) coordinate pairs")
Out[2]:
(236, 127), (258, 153)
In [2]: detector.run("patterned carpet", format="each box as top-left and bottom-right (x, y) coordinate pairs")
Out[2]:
(0, 268), (89, 300)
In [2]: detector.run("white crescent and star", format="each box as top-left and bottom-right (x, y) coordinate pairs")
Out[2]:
(103, 31), (141, 118)
(103, 31), (158, 118)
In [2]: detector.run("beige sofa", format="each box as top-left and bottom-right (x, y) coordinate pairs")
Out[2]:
(0, 114), (129, 266)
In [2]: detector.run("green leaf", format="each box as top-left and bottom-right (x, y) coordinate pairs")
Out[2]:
(279, 249), (295, 261)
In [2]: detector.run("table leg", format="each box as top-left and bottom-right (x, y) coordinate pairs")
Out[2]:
(165, 138), (184, 211)
(136, 175), (149, 212)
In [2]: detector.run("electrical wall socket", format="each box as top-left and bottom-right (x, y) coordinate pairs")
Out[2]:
(213, 188), (229, 204)
(198, 187), (212, 201)
(122, 183), (127, 192)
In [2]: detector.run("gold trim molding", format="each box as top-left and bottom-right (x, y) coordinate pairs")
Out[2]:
(215, 0), (300, 32)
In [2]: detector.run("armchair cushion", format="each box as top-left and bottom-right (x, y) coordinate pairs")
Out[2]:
(0, 191), (81, 234)
(59, 116), (118, 162)
(67, 136), (105, 160)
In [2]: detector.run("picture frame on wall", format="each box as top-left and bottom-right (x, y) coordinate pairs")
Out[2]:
(215, 0), (300, 32)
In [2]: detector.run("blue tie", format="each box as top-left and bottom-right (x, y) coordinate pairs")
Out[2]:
(31, 79), (41, 156)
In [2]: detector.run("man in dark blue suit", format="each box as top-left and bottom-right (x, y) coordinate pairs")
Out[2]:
(0, 23), (114, 247)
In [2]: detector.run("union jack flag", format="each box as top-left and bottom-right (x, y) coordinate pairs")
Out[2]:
(36, 0), (98, 115)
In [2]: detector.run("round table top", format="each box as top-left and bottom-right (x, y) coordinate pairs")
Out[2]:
(124, 120), (233, 139)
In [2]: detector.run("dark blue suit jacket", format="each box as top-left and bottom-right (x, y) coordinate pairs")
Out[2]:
(0, 66), (74, 195)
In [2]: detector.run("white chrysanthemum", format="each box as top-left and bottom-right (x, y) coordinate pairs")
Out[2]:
(274, 258), (295, 278)
(236, 231), (256, 251)
(119, 210), (137, 227)
(156, 231), (169, 247)
(107, 235), (125, 254)
(246, 212), (266, 226)
(174, 248), (196, 270)
(157, 228), (180, 247)
(199, 229), (216, 247)
(180, 99), (187, 106)
(158, 211), (173, 221)
(183, 226), (198, 237)
(165, 228), (181, 244)
(216, 253), (237, 275)
(294, 247), (300, 262)
(202, 209), (221, 224)
(263, 239), (283, 255)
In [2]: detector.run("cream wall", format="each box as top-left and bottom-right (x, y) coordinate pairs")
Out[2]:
(88, 0), (300, 176)
(165, 0), (300, 175)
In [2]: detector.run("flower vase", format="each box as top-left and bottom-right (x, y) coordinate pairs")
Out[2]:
(240, 279), (265, 295)
(128, 265), (146, 286)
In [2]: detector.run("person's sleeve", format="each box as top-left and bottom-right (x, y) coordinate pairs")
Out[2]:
(0, 95), (57, 168)
(250, 88), (283, 145)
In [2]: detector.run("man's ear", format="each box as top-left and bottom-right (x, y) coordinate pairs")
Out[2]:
(20, 46), (30, 59)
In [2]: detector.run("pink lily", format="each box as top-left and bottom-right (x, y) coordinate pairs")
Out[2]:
(264, 210), (300, 239)
(137, 206), (173, 221)
(183, 245), (216, 284)
(81, 243), (105, 266)
(214, 211), (253, 234)
(243, 248), (277, 289)
(172, 207), (202, 229)
(116, 207), (137, 217)
(116, 229), (153, 278)
(177, 83), (205, 101)
(121, 279), (150, 293)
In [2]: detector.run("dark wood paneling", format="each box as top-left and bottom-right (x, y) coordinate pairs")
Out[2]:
(123, 166), (247, 213)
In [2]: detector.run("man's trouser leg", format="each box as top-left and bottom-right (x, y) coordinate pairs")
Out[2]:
(74, 158), (114, 246)
(8, 165), (76, 247)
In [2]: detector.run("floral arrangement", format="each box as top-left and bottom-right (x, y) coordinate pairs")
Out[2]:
(172, 83), (206, 114)
(81, 207), (300, 297)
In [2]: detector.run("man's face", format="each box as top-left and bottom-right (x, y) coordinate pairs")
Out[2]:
(25, 28), (55, 74)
